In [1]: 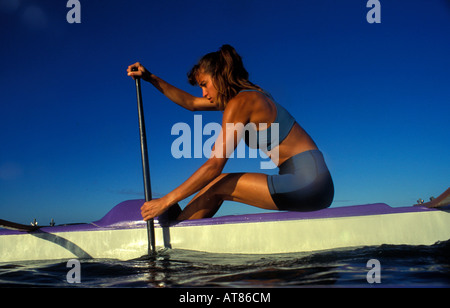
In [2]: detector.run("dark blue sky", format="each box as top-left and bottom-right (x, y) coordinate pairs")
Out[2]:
(1, 0), (449, 225)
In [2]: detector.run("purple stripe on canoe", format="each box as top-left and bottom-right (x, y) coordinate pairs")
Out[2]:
(94, 199), (441, 228)
(91, 199), (440, 228)
(171, 202), (438, 227)
(0, 199), (440, 235)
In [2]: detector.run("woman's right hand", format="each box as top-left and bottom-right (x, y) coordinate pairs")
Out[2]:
(127, 62), (151, 81)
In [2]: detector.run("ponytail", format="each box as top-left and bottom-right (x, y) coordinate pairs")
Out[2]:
(188, 45), (264, 109)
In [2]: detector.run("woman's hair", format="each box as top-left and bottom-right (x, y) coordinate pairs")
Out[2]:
(188, 44), (264, 110)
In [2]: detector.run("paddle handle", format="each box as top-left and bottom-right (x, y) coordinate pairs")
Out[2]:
(133, 68), (156, 254)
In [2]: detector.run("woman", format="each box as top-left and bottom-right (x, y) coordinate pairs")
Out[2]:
(127, 45), (334, 221)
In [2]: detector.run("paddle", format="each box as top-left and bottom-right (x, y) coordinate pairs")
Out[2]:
(132, 67), (156, 255)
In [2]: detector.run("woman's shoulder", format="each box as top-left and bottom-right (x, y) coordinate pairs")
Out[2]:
(227, 90), (263, 111)
(225, 89), (275, 124)
(232, 89), (272, 106)
(237, 89), (271, 99)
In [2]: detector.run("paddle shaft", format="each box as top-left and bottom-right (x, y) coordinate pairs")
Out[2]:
(134, 73), (156, 255)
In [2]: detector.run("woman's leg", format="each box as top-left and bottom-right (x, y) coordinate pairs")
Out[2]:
(177, 173), (278, 220)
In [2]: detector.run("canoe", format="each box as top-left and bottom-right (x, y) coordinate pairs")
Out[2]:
(1, 188), (450, 263)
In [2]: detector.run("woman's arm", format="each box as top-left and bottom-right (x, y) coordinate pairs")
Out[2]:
(140, 95), (252, 220)
(127, 62), (216, 111)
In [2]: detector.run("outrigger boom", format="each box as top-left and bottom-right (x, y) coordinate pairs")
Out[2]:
(1, 188), (449, 263)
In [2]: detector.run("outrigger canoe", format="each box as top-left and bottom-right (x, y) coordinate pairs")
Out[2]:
(1, 188), (449, 263)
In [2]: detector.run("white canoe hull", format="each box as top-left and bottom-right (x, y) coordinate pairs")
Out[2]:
(1, 200), (450, 262)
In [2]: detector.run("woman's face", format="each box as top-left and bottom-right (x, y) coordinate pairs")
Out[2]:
(196, 71), (218, 106)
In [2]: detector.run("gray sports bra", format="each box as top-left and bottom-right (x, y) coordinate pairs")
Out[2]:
(240, 90), (296, 151)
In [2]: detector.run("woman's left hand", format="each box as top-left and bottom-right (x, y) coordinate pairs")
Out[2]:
(141, 198), (170, 221)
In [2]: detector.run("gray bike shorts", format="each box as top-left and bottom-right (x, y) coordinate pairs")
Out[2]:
(267, 150), (334, 211)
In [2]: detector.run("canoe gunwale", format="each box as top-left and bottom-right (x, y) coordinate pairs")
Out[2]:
(1, 201), (447, 236)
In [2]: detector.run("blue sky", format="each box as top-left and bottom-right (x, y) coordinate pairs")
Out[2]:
(1, 0), (449, 225)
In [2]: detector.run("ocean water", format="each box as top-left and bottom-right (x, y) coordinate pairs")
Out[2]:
(1, 240), (449, 288)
